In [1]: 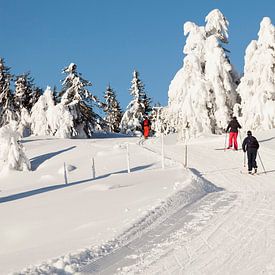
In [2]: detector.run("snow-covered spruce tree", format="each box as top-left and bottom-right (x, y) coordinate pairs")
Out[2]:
(120, 70), (151, 135)
(13, 73), (39, 136)
(167, 9), (239, 139)
(49, 103), (74, 138)
(0, 121), (30, 172)
(14, 73), (35, 112)
(60, 63), (102, 138)
(237, 17), (275, 130)
(31, 86), (56, 136)
(31, 86), (74, 138)
(0, 58), (18, 127)
(103, 84), (123, 133)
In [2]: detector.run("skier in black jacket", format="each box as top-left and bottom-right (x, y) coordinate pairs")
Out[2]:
(242, 130), (259, 174)
(226, 116), (242, 150)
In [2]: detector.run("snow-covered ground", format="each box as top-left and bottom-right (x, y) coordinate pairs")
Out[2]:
(1, 130), (275, 274)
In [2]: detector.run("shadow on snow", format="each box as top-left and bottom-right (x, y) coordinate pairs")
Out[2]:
(259, 136), (275, 143)
(0, 164), (153, 204)
(30, 146), (76, 171)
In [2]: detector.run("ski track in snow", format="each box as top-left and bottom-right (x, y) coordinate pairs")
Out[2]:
(80, 135), (275, 275)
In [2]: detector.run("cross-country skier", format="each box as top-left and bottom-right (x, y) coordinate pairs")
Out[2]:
(142, 116), (151, 139)
(226, 116), (242, 150)
(242, 130), (259, 174)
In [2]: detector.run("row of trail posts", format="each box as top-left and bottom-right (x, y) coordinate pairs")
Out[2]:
(62, 130), (189, 185)
(62, 127), (271, 185)
(88, 136), (166, 182)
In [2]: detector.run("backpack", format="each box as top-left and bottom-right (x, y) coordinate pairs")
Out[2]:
(247, 136), (259, 149)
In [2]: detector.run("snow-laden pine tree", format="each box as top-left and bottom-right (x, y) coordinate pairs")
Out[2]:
(103, 84), (123, 133)
(237, 17), (275, 130)
(0, 58), (18, 127)
(13, 73), (40, 136)
(31, 86), (74, 138)
(167, 9), (239, 139)
(0, 121), (30, 172)
(14, 73), (35, 112)
(49, 103), (74, 138)
(120, 70), (151, 135)
(31, 86), (56, 136)
(60, 63), (102, 138)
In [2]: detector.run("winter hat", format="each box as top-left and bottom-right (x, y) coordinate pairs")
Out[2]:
(247, 130), (252, 136)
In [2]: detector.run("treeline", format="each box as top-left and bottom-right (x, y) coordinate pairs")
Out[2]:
(0, 59), (155, 138)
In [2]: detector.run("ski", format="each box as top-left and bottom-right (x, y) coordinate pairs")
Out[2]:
(240, 170), (258, 175)
(215, 148), (241, 151)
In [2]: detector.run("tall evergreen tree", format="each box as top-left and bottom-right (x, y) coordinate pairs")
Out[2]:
(103, 84), (123, 133)
(167, 9), (240, 138)
(14, 73), (35, 112)
(60, 63), (102, 138)
(30, 86), (74, 138)
(0, 58), (17, 127)
(120, 70), (151, 135)
(31, 86), (55, 136)
(13, 73), (38, 136)
(237, 17), (275, 130)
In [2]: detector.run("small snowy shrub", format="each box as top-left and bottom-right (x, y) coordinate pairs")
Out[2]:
(0, 122), (30, 172)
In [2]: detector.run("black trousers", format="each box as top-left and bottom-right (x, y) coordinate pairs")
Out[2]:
(247, 148), (258, 171)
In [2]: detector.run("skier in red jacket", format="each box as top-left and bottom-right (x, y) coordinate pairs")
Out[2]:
(142, 116), (151, 139)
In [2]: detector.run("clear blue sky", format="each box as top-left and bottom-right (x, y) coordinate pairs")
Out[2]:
(1, 0), (275, 110)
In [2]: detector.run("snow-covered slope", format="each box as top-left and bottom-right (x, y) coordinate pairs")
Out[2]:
(0, 134), (207, 274)
(1, 130), (275, 274)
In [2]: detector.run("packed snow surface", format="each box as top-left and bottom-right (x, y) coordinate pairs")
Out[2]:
(1, 130), (275, 274)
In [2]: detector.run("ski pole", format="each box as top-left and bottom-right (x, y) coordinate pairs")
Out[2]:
(239, 131), (242, 148)
(224, 132), (227, 151)
(258, 151), (267, 174)
(243, 151), (246, 167)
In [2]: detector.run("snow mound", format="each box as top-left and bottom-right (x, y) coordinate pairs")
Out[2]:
(58, 164), (77, 174)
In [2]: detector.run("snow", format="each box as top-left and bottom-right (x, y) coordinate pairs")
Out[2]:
(1, 129), (275, 274)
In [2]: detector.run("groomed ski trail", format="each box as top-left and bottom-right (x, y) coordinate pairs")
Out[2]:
(79, 137), (235, 274)
(137, 134), (275, 274)
(81, 133), (275, 274)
